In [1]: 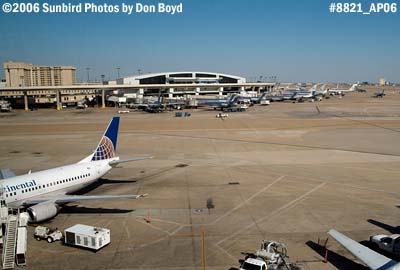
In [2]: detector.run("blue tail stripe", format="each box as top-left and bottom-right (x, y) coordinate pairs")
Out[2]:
(91, 116), (120, 161)
(105, 117), (120, 151)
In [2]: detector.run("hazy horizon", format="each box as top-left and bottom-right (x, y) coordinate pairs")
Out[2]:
(1, 0), (399, 83)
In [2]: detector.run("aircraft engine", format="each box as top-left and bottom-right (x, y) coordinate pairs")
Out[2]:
(27, 202), (60, 223)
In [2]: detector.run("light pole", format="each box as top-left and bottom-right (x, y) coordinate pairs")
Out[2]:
(116, 67), (120, 79)
(101, 74), (105, 84)
(86, 68), (90, 83)
(137, 69), (141, 75)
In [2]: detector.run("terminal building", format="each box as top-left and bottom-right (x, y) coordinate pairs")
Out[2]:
(115, 71), (249, 97)
(3, 61), (76, 87)
(0, 67), (275, 109)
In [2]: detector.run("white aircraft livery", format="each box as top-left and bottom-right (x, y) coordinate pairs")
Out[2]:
(0, 116), (150, 223)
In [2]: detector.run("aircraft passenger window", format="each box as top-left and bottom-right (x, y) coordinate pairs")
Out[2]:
(14, 192), (16, 195)
(22, 190), (24, 193)
(57, 181), (59, 184)
(6, 194), (8, 197)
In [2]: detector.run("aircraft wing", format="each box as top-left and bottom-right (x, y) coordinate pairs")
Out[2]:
(328, 229), (399, 270)
(0, 169), (16, 179)
(23, 194), (148, 205)
(109, 156), (153, 167)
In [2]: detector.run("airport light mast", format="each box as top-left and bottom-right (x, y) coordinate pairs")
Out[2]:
(86, 67), (90, 83)
(116, 67), (120, 79)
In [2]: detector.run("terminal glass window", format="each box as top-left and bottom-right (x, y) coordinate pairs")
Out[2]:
(196, 73), (216, 78)
(169, 73), (192, 77)
(220, 76), (238, 84)
(139, 75), (166, 85)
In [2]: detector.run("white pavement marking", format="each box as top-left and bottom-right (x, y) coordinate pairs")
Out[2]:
(209, 175), (285, 225)
(216, 182), (326, 246)
(123, 220), (131, 239)
(264, 166), (398, 195)
(137, 219), (184, 236)
(215, 244), (238, 261)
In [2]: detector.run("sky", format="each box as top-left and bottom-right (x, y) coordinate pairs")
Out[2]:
(0, 0), (399, 83)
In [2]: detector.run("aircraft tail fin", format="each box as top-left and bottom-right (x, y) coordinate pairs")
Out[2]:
(79, 116), (120, 163)
(349, 83), (358, 91)
(229, 94), (240, 105)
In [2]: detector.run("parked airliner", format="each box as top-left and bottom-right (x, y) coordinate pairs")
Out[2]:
(328, 83), (359, 95)
(0, 116), (150, 222)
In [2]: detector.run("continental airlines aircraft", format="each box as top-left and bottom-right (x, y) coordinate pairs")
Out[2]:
(0, 117), (150, 223)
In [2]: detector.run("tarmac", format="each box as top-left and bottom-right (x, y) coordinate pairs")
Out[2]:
(1, 87), (400, 270)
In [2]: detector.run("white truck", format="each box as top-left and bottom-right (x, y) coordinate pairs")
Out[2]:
(370, 234), (400, 254)
(240, 257), (268, 270)
(259, 100), (270, 106)
(0, 101), (12, 112)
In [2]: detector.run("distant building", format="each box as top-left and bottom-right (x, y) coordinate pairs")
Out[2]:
(379, 78), (386, 86)
(3, 61), (76, 87)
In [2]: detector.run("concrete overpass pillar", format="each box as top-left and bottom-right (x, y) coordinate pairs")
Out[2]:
(56, 90), (62, 110)
(102, 89), (106, 109)
(169, 88), (174, 98)
(195, 87), (200, 96)
(218, 87), (223, 96)
(138, 88), (144, 99)
(24, 92), (28, 111)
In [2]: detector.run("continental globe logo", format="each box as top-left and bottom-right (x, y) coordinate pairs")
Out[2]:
(92, 136), (115, 161)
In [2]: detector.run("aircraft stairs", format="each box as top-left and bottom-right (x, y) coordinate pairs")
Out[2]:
(2, 214), (18, 270)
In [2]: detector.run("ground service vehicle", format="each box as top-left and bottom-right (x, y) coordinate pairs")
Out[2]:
(34, 226), (63, 243)
(370, 234), (400, 255)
